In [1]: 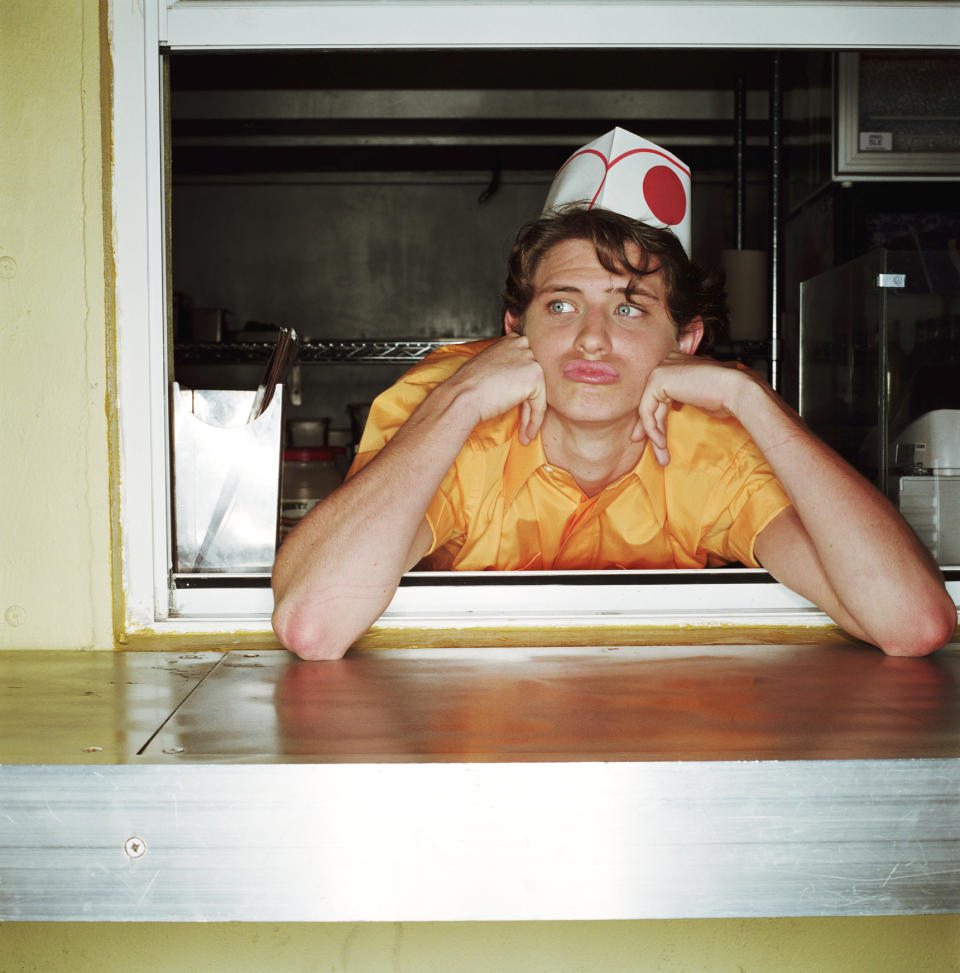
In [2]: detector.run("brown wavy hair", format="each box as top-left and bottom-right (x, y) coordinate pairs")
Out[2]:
(502, 205), (728, 349)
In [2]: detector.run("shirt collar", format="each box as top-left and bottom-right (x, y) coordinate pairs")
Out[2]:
(502, 427), (657, 507)
(502, 429), (550, 507)
(503, 432), (659, 505)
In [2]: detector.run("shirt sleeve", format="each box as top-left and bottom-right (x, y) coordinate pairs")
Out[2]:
(345, 344), (481, 555)
(699, 439), (792, 567)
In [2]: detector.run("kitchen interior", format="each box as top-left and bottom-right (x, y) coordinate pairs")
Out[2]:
(168, 47), (960, 576)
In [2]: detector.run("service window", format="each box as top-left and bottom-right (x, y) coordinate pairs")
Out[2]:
(110, 1), (960, 637)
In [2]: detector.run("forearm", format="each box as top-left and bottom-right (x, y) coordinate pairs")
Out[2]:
(271, 381), (479, 659)
(735, 380), (956, 654)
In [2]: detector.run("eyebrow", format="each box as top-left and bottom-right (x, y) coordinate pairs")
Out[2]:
(536, 282), (662, 304)
(622, 284), (661, 303)
(536, 283), (584, 295)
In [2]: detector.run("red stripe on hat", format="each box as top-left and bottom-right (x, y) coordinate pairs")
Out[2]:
(608, 147), (691, 180)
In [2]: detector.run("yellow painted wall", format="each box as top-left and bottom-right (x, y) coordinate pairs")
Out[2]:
(0, 2), (958, 968)
(0, 917), (958, 972)
(1, 0), (114, 651)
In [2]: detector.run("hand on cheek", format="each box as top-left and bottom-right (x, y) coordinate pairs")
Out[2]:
(631, 352), (685, 467)
(633, 396), (673, 466)
(634, 353), (754, 467)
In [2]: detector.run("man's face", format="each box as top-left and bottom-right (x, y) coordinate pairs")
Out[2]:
(505, 238), (702, 428)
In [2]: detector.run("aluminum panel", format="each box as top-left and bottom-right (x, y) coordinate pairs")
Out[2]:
(1, 760), (958, 921)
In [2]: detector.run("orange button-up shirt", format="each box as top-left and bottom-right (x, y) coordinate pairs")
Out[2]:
(349, 340), (792, 571)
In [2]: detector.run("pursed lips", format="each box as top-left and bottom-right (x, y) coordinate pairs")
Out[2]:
(561, 359), (620, 384)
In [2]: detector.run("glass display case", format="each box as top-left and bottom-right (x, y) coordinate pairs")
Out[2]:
(799, 249), (960, 566)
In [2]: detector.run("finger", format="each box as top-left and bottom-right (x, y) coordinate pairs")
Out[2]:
(638, 388), (666, 443)
(639, 392), (672, 466)
(525, 381), (548, 443)
(651, 399), (672, 465)
(518, 399), (532, 445)
(636, 394), (658, 445)
(630, 394), (653, 442)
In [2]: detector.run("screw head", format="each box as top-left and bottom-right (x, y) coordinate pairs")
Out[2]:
(123, 836), (147, 860)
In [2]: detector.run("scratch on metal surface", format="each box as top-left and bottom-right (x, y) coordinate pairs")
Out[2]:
(137, 870), (160, 907)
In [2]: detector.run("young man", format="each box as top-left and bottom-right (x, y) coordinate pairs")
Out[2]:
(271, 139), (956, 661)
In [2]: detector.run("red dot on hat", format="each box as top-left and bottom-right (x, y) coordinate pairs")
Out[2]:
(643, 165), (686, 226)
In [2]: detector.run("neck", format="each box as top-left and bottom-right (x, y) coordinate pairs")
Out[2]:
(540, 411), (646, 497)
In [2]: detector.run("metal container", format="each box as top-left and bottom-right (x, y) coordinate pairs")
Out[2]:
(171, 383), (284, 573)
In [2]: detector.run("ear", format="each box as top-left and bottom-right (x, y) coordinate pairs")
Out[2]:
(504, 309), (524, 335)
(677, 316), (704, 355)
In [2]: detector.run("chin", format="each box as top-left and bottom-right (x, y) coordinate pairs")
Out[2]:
(575, 389), (636, 413)
(556, 402), (637, 427)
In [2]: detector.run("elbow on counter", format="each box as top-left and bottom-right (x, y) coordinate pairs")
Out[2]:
(876, 592), (958, 658)
(271, 599), (353, 661)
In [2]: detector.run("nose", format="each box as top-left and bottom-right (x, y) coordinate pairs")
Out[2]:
(575, 307), (611, 355)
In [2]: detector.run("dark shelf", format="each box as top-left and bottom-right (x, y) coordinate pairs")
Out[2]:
(175, 338), (772, 366)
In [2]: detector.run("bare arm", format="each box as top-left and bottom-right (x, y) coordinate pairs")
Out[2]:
(636, 354), (957, 656)
(271, 334), (546, 660)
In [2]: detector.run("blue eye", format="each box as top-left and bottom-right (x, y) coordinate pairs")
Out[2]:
(615, 303), (643, 318)
(548, 300), (575, 314)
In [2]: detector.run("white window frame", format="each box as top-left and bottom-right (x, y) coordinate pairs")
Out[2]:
(112, 0), (960, 636)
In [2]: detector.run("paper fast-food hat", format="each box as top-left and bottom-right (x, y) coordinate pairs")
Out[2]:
(542, 127), (692, 255)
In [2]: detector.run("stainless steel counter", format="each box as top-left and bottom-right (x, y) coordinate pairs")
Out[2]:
(2, 643), (959, 920)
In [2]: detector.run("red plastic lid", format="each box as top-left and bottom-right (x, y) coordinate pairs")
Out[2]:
(283, 446), (346, 461)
